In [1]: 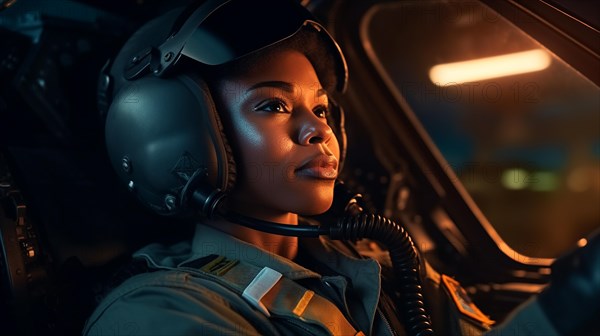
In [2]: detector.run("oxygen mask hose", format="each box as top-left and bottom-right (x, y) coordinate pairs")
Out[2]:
(329, 213), (435, 336)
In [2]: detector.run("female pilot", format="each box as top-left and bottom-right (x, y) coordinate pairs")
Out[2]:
(85, 1), (406, 334)
(84, 0), (575, 335)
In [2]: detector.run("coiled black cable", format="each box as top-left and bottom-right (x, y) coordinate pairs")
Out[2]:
(329, 213), (434, 336)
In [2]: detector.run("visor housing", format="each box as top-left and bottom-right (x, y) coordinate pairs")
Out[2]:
(125, 0), (348, 93)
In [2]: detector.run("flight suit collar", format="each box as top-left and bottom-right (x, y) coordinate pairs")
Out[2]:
(191, 223), (321, 280)
(135, 223), (321, 280)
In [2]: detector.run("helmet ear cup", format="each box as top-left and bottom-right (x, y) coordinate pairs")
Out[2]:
(105, 74), (235, 216)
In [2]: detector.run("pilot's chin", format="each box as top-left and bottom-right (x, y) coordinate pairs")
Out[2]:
(299, 193), (335, 216)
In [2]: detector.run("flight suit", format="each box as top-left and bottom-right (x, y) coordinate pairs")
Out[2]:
(83, 222), (553, 335)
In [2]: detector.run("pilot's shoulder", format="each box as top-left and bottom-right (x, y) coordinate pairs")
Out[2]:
(84, 269), (263, 336)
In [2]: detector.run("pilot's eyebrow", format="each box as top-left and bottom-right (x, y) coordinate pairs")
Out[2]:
(246, 81), (295, 94)
(246, 81), (328, 97)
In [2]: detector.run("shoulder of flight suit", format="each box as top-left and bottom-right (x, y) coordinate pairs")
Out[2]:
(83, 270), (275, 336)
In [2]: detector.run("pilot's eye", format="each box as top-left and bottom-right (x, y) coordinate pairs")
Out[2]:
(313, 105), (329, 119)
(254, 99), (289, 113)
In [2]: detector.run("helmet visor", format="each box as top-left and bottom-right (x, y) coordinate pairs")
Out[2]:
(174, 0), (347, 92)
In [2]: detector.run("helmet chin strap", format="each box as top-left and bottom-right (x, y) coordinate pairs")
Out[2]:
(188, 179), (356, 236)
(188, 180), (328, 237)
(217, 207), (330, 237)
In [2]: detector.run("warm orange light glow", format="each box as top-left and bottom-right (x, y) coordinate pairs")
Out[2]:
(429, 49), (551, 86)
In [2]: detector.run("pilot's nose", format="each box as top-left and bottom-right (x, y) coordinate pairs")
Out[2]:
(297, 110), (333, 146)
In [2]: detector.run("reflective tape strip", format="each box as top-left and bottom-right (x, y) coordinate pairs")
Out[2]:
(242, 267), (282, 317)
(292, 290), (314, 316)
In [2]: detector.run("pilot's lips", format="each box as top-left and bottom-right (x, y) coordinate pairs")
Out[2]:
(295, 155), (338, 180)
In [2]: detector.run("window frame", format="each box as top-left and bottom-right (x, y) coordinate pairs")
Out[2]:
(320, 0), (599, 288)
(320, 0), (598, 320)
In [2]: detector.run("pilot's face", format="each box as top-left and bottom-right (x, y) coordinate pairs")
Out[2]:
(214, 50), (340, 222)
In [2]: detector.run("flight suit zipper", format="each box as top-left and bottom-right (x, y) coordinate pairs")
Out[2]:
(377, 306), (398, 336)
(322, 279), (363, 333)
